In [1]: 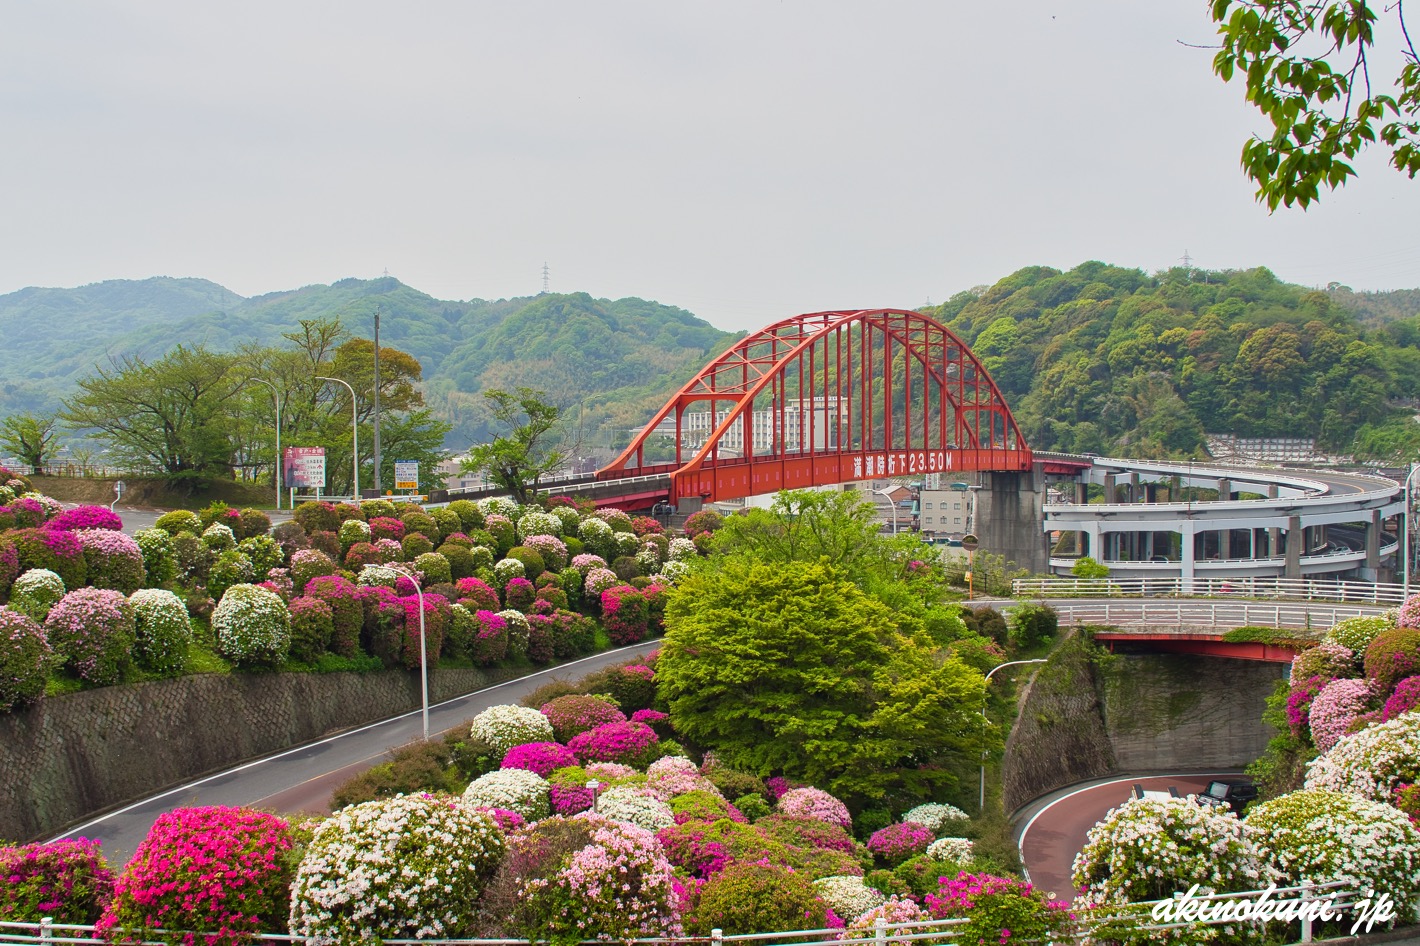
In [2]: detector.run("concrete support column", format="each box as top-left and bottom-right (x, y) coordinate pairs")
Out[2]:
(1218, 477), (1232, 501)
(1075, 480), (1087, 504)
(1127, 472), (1139, 502)
(1104, 473), (1117, 503)
(1268, 484), (1278, 499)
(1366, 509), (1381, 579)
(1181, 522), (1196, 593)
(1285, 515), (1302, 579)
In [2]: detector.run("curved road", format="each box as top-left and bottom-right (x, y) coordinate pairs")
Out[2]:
(52, 642), (658, 865)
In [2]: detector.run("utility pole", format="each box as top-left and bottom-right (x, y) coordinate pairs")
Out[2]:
(371, 305), (381, 497)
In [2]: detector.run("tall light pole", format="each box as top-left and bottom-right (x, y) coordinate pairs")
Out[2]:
(1405, 463), (1420, 602)
(371, 306), (381, 498)
(245, 378), (283, 510)
(390, 563), (430, 741)
(980, 658), (1049, 812)
(316, 376), (359, 501)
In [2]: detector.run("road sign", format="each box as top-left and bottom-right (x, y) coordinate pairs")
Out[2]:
(283, 447), (326, 489)
(394, 461), (419, 491)
(961, 533), (980, 552)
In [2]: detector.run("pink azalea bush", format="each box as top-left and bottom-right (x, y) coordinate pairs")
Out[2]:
(523, 533), (568, 571)
(502, 741), (578, 778)
(1385, 677), (1420, 720)
(567, 720), (659, 765)
(0, 837), (115, 923)
(100, 806), (296, 942)
(541, 694), (628, 742)
(1365, 628), (1420, 694)
(1310, 677), (1378, 752)
(74, 528), (146, 594)
(302, 575), (363, 658)
(44, 587), (135, 686)
(867, 821), (935, 864)
(367, 516), (406, 543)
(776, 787), (852, 830)
(471, 609), (509, 664)
(456, 576), (500, 611)
(601, 584), (650, 644)
(0, 607), (50, 711)
(1293, 641), (1357, 681)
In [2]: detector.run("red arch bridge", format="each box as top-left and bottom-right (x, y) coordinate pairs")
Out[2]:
(580, 308), (1052, 511)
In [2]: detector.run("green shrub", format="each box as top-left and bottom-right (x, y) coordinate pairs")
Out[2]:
(734, 793), (772, 821)
(172, 532), (215, 582)
(329, 736), (468, 808)
(401, 533), (434, 560)
(308, 530), (341, 562)
(685, 861), (834, 935)
(293, 500), (340, 534)
(288, 595), (335, 663)
(239, 507), (273, 540)
(239, 535), (284, 578)
(415, 552), (452, 586)
(201, 523), (237, 553)
(401, 509), (441, 544)
(429, 507), (461, 541)
(1007, 602), (1058, 648)
(437, 543), (474, 580)
(207, 549), (254, 603)
(447, 499), (483, 532)
(154, 510), (202, 536)
(271, 520), (309, 560)
(134, 528), (177, 586)
(1364, 626), (1420, 693)
(505, 546), (546, 581)
(360, 498), (396, 520)
(129, 588), (192, 676)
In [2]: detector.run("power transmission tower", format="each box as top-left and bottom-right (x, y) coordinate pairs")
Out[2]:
(541, 263), (551, 295)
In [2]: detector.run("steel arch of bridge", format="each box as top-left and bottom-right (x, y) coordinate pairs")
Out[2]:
(597, 308), (1032, 505)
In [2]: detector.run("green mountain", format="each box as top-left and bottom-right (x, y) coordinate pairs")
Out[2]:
(0, 277), (742, 451)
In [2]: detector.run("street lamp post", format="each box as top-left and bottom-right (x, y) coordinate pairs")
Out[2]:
(877, 487), (900, 534)
(1405, 463), (1420, 602)
(371, 306), (381, 498)
(316, 376), (359, 501)
(980, 658), (1049, 812)
(245, 378), (283, 510)
(390, 564), (430, 741)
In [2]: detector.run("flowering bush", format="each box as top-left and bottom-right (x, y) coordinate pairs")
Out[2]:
(455, 576), (499, 611)
(570, 552), (607, 574)
(1247, 789), (1420, 920)
(0, 837), (115, 923)
(669, 790), (742, 825)
(1293, 640), (1358, 681)
(1072, 797), (1274, 941)
(49, 504), (122, 532)
(1400, 593), (1420, 628)
(128, 588), (192, 676)
(287, 595), (334, 663)
(0, 607), (50, 711)
(493, 557), (525, 585)
(207, 549), (254, 603)
(602, 583), (650, 644)
(154, 509), (202, 536)
(813, 874), (886, 922)
(503, 575), (535, 612)
(4, 497), (47, 529)
(927, 872), (1074, 944)
(927, 837), (974, 862)
(461, 767), (551, 821)
(1286, 674), (1331, 737)
(647, 755), (719, 799)
(1327, 614), (1395, 653)
(684, 860), (837, 935)
(901, 802), (970, 835)
(70, 528), (146, 594)
(584, 566), (620, 598)
(238, 535), (283, 576)
(477, 496), (520, 519)
(289, 548), (337, 596)
(1365, 627), (1420, 694)
(302, 575), (363, 658)
(1310, 677), (1378, 752)
(516, 510), (562, 539)
(502, 740), (578, 778)
(367, 515), (406, 543)
(1305, 709), (1420, 804)
(201, 522), (237, 552)
(523, 533), (568, 571)
(838, 897), (930, 940)
(10, 527), (86, 590)
(567, 720), (659, 765)
(356, 563), (399, 588)
(469, 703), (556, 754)
(502, 814), (682, 942)
(541, 693), (627, 742)
(777, 787), (852, 830)
(597, 784), (677, 831)
(9, 568), (65, 622)
(289, 793), (503, 942)
(211, 583), (291, 667)
(45, 587), (135, 685)
(867, 821), (934, 865)
(1385, 677), (1420, 720)
(668, 536), (700, 561)
(101, 806), (296, 942)
(336, 518), (370, 551)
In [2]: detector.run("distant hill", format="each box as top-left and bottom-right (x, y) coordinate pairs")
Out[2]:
(0, 276), (742, 452)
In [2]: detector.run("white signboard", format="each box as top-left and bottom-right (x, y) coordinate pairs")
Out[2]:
(394, 460), (419, 491)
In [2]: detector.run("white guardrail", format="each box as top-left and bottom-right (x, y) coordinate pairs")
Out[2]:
(1043, 601), (1384, 632)
(0, 880), (1367, 945)
(1012, 576), (1407, 606)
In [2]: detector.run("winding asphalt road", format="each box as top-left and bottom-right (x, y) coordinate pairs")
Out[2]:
(50, 642), (658, 865)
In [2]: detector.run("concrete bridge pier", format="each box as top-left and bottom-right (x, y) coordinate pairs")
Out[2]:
(975, 464), (1049, 574)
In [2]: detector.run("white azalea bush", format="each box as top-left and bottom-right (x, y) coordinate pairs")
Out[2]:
(200, 522), (237, 552)
(1304, 709), (1420, 804)
(128, 588), (192, 675)
(211, 583), (290, 666)
(667, 537), (698, 561)
(657, 560), (691, 583)
(289, 793), (505, 942)
(497, 610), (531, 657)
(813, 875), (885, 921)
(355, 564), (399, 589)
(1247, 789), (1420, 921)
(469, 704), (555, 755)
(462, 767), (551, 822)
(476, 496), (520, 519)
(902, 802), (969, 835)
(1072, 797), (1276, 943)
(926, 837), (974, 862)
(1326, 615), (1395, 654)
(493, 557), (525, 584)
(596, 785), (675, 832)
(516, 511), (562, 540)
(9, 568), (65, 622)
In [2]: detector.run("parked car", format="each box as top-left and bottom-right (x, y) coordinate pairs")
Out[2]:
(1193, 778), (1258, 813)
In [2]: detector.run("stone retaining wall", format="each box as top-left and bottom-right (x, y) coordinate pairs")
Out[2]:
(0, 666), (523, 842)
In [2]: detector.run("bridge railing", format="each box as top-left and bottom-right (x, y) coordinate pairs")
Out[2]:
(1013, 576), (1407, 606)
(1047, 600), (1383, 631)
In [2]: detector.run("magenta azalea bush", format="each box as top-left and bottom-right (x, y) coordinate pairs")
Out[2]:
(48, 505), (123, 532)
(44, 587), (135, 686)
(927, 872), (1074, 942)
(100, 806), (296, 942)
(541, 693), (628, 742)
(867, 821), (935, 864)
(0, 837), (115, 923)
(567, 720), (659, 765)
(502, 740), (578, 778)
(1385, 677), (1420, 720)
(0, 607), (50, 711)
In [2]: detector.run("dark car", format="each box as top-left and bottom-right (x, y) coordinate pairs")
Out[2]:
(1193, 778), (1258, 813)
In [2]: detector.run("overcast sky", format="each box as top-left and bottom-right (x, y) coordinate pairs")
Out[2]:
(2, 2), (1417, 334)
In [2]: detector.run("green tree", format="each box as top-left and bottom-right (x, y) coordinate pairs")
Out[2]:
(0, 413), (60, 471)
(60, 346), (241, 489)
(1211, 1), (1420, 208)
(657, 557), (986, 804)
(460, 387), (563, 504)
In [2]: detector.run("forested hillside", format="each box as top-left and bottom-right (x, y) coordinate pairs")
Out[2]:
(0, 277), (740, 451)
(925, 262), (1420, 460)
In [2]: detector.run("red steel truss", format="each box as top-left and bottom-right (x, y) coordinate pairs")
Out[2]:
(597, 309), (1032, 505)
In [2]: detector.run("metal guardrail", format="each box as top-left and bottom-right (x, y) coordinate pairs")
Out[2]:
(1013, 576), (1408, 606)
(0, 880), (1366, 944)
(1045, 600), (1383, 632)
